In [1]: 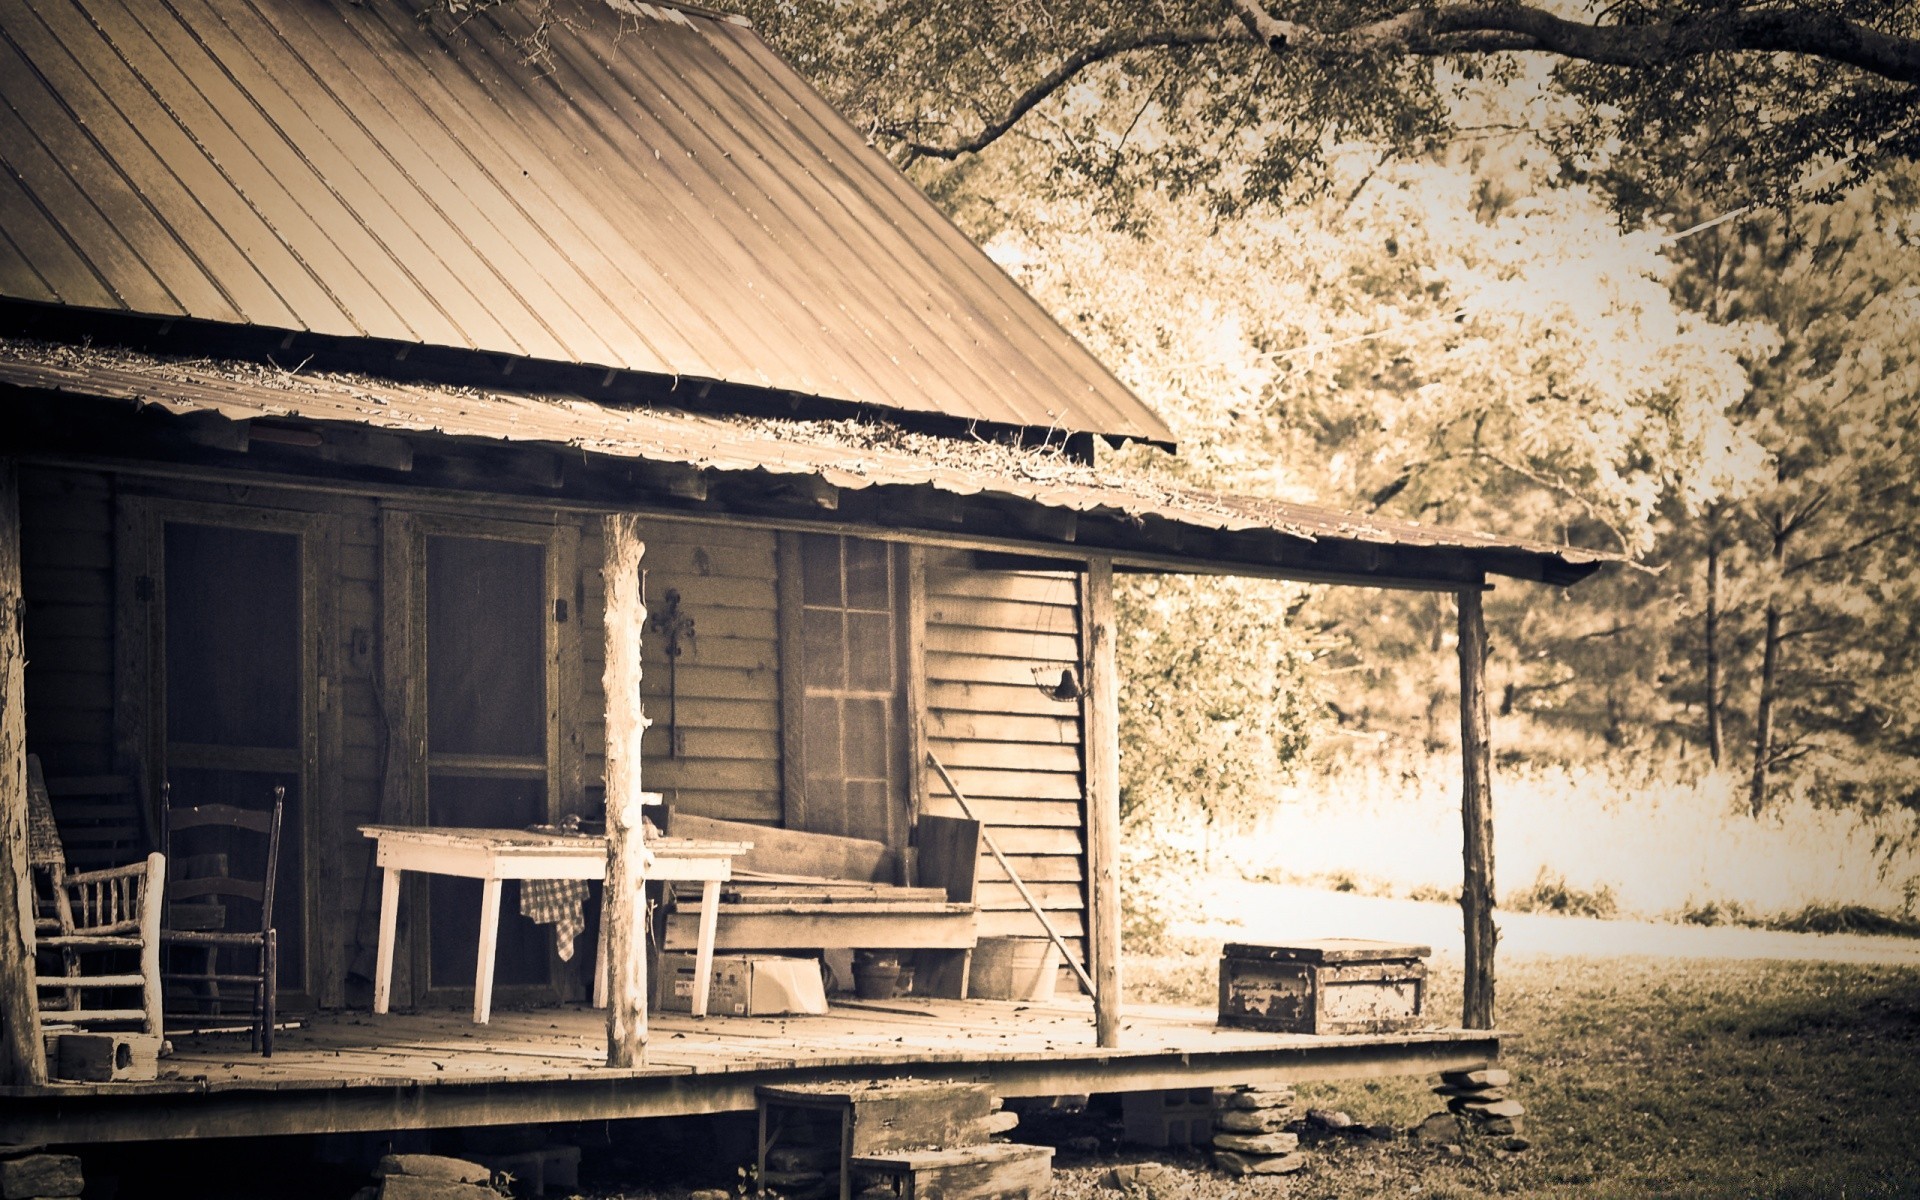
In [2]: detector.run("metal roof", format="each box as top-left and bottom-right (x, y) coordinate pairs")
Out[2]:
(0, 340), (1613, 584)
(0, 0), (1173, 444)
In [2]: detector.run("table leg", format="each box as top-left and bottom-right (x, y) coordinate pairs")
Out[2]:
(474, 877), (503, 1024)
(692, 878), (722, 1018)
(592, 889), (609, 1010)
(373, 867), (401, 1014)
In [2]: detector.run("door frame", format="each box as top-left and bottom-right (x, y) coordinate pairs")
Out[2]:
(115, 493), (334, 1009)
(379, 506), (583, 1008)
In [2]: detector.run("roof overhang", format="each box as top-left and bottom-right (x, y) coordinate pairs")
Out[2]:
(0, 341), (1614, 590)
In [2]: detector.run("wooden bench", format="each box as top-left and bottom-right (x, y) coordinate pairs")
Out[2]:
(660, 812), (981, 997)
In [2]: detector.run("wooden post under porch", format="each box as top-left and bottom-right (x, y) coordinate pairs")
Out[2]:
(601, 513), (649, 1067)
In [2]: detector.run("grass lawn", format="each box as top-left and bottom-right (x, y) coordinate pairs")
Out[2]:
(1116, 943), (1920, 1198)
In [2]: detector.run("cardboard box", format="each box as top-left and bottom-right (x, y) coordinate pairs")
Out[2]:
(1219, 940), (1429, 1034)
(655, 953), (827, 1016)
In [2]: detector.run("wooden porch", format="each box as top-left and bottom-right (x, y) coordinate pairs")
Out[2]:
(1, 998), (1499, 1146)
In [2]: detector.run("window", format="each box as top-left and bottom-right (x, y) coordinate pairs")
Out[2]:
(788, 533), (906, 844)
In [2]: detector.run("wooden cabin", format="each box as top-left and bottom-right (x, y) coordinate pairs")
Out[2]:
(0, 0), (1603, 1150)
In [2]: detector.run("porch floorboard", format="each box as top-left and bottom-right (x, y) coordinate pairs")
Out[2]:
(3, 999), (1500, 1145)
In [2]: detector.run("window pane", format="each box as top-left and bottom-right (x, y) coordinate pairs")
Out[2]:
(802, 609), (846, 690)
(844, 538), (890, 609)
(165, 523), (299, 749)
(842, 698), (890, 781)
(845, 612), (894, 692)
(800, 533), (842, 606)
(803, 695), (843, 781)
(427, 536), (545, 758)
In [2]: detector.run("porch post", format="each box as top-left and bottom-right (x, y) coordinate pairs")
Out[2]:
(1084, 556), (1122, 1047)
(0, 460), (46, 1085)
(601, 514), (649, 1067)
(1457, 584), (1496, 1029)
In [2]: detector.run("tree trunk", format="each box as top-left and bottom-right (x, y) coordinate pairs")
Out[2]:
(1456, 587), (1496, 1030)
(1749, 601), (1781, 816)
(1082, 557), (1123, 1049)
(601, 514), (649, 1068)
(0, 460), (45, 1085)
(1705, 528), (1723, 766)
(1749, 515), (1787, 816)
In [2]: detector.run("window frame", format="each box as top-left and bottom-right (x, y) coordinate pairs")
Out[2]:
(777, 532), (925, 852)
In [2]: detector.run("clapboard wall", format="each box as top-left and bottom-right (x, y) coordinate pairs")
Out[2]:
(580, 518), (782, 824)
(923, 550), (1089, 986)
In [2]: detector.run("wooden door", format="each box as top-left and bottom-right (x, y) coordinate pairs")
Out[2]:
(124, 499), (326, 1002)
(383, 511), (581, 1006)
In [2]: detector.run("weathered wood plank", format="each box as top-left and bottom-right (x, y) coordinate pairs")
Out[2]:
(671, 810), (888, 882)
(977, 882), (1085, 911)
(919, 795), (1081, 828)
(637, 663), (778, 702)
(926, 739), (1079, 773)
(926, 626), (1079, 664)
(927, 710), (1080, 746)
(936, 767), (1084, 802)
(928, 679), (1086, 717)
(926, 570), (1080, 607)
(925, 596), (1079, 637)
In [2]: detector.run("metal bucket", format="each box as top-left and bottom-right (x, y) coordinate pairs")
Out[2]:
(967, 936), (1059, 1001)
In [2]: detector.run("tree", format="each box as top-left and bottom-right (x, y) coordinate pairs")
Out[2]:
(745, 0), (1919, 221)
(1664, 167), (1920, 813)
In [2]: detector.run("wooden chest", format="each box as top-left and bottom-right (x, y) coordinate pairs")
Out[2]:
(1218, 940), (1430, 1034)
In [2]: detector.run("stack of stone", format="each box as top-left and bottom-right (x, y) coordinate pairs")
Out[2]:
(0, 1151), (83, 1200)
(1209, 1085), (1306, 1177)
(1433, 1068), (1526, 1137)
(360, 1153), (499, 1200)
(762, 1143), (838, 1200)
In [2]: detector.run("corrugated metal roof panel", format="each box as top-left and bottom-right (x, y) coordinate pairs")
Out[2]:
(0, 340), (1613, 581)
(0, 0), (1174, 443)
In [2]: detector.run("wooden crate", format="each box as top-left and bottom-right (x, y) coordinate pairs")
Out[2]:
(757, 1080), (994, 1200)
(1218, 940), (1429, 1034)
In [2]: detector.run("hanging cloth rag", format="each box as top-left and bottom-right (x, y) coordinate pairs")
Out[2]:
(519, 878), (590, 961)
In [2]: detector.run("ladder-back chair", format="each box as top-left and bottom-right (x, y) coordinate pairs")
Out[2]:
(28, 755), (167, 1038)
(160, 784), (285, 1056)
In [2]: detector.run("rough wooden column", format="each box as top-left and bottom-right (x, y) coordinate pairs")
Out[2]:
(0, 460), (45, 1084)
(1457, 585), (1496, 1030)
(601, 514), (649, 1067)
(1083, 556), (1122, 1048)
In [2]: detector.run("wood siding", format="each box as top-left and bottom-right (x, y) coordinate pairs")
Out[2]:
(923, 551), (1088, 983)
(19, 467), (115, 778)
(581, 519), (781, 825)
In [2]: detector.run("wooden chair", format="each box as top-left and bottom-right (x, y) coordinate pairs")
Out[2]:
(160, 784), (285, 1056)
(28, 756), (167, 1038)
(40, 768), (155, 874)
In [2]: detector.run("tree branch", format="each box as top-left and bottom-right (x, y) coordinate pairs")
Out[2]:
(898, 26), (1248, 162)
(891, 1), (1919, 163)
(1225, 0), (1920, 85)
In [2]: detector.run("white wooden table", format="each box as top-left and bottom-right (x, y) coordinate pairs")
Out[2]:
(358, 825), (748, 1025)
